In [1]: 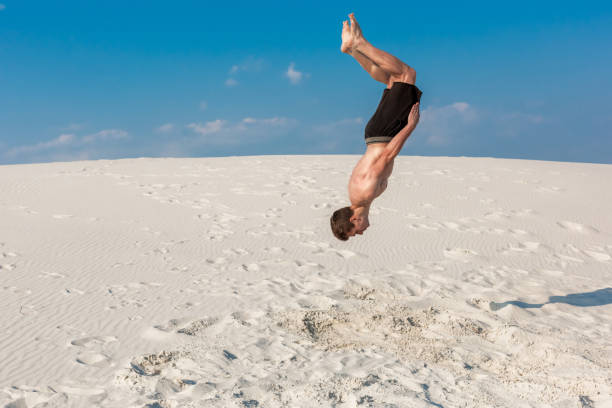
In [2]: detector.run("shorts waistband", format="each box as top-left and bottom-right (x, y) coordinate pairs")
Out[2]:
(365, 136), (393, 144)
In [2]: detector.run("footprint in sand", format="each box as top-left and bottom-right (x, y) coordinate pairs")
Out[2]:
(293, 260), (325, 271)
(223, 248), (250, 256)
(105, 282), (161, 310)
(141, 226), (162, 236)
(151, 317), (218, 337)
(443, 248), (480, 261)
(441, 221), (468, 232)
(259, 207), (283, 218)
(111, 261), (135, 268)
(503, 241), (544, 254)
(425, 169), (449, 176)
(52, 214), (74, 219)
(301, 241), (360, 259)
(206, 257), (229, 265)
(486, 208), (534, 220)
(408, 223), (441, 231)
(2, 286), (28, 295)
(241, 263), (261, 272)
(205, 254), (236, 266)
(0, 244), (19, 269)
(246, 222), (286, 238)
(63, 288), (85, 295)
(272, 228), (316, 239)
(76, 352), (112, 367)
(11, 205), (39, 215)
(264, 247), (287, 254)
(557, 221), (599, 234)
(554, 253), (585, 265)
(70, 336), (118, 368)
(71, 336), (118, 348)
(485, 211), (511, 220)
(52, 385), (107, 398)
(238, 258), (298, 273)
(536, 185), (564, 193)
(311, 203), (332, 210)
(583, 250), (611, 262)
(170, 266), (189, 273)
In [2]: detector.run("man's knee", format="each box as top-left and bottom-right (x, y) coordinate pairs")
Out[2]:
(392, 66), (416, 85)
(401, 66), (417, 83)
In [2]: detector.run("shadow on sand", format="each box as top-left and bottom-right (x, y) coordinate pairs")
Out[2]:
(490, 288), (612, 311)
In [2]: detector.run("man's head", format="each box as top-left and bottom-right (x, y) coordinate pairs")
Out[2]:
(330, 206), (370, 240)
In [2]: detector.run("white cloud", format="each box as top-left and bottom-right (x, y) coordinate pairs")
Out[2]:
(451, 102), (470, 112)
(156, 123), (175, 133)
(419, 102), (478, 146)
(0, 4), (5, 11)
(225, 57), (265, 88)
(185, 116), (296, 146)
(241, 117), (288, 126)
(187, 119), (226, 136)
(3, 128), (129, 162)
(5, 134), (75, 157)
(199, 101), (208, 111)
(228, 57), (264, 75)
(285, 62), (304, 85)
(82, 129), (128, 143)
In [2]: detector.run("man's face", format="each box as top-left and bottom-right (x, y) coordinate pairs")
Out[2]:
(348, 219), (369, 237)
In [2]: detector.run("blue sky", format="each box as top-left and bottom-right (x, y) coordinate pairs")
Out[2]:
(1, 1), (611, 165)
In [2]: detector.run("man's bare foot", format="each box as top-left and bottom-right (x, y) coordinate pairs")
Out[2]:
(340, 20), (353, 53)
(349, 13), (366, 49)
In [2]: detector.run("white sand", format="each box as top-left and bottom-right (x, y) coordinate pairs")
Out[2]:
(0, 155), (610, 408)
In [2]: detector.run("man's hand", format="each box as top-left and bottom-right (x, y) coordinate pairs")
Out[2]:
(407, 102), (420, 129)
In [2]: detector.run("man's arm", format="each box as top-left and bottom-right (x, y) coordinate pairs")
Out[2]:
(381, 102), (420, 162)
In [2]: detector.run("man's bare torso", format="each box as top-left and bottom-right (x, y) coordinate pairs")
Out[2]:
(348, 143), (395, 206)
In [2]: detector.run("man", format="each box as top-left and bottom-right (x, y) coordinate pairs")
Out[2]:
(330, 13), (422, 241)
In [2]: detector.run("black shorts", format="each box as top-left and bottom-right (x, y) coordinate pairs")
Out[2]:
(364, 82), (422, 144)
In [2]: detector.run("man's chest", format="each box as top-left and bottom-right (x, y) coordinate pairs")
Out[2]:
(349, 170), (390, 202)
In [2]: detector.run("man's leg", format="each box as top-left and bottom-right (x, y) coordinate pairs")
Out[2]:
(349, 49), (390, 84)
(341, 20), (389, 84)
(349, 13), (416, 86)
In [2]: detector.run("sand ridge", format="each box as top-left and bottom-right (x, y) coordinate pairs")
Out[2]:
(0, 156), (611, 407)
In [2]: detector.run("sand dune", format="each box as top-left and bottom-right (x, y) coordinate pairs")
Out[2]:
(0, 156), (610, 407)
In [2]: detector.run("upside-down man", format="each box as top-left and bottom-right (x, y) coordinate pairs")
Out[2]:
(330, 13), (422, 240)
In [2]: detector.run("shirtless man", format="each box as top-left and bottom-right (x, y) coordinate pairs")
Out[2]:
(330, 13), (421, 240)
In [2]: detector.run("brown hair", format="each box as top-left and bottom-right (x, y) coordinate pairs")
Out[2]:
(330, 206), (354, 241)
